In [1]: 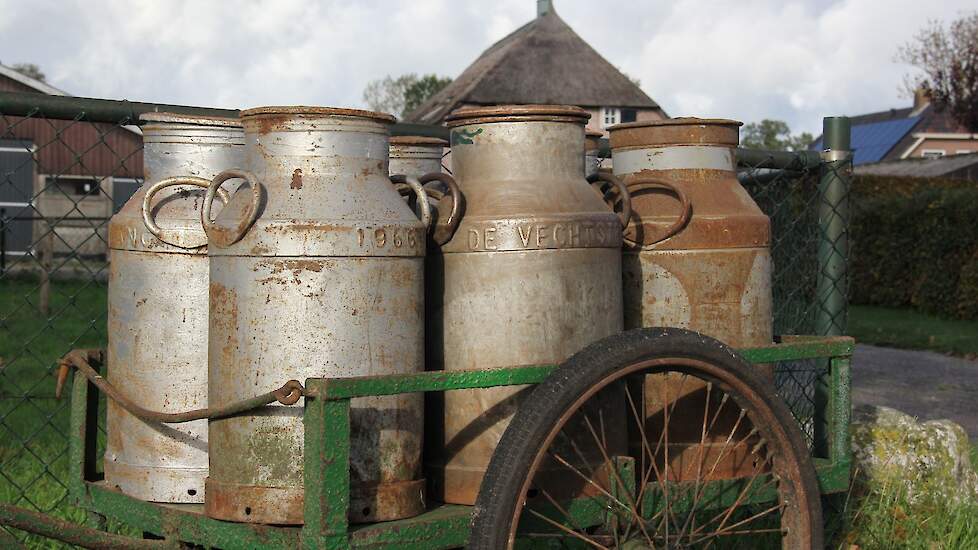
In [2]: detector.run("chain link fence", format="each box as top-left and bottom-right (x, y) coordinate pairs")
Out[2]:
(738, 147), (851, 450)
(0, 95), (851, 543)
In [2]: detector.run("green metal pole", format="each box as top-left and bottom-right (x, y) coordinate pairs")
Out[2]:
(0, 91), (450, 139)
(814, 116), (851, 459)
(815, 116), (851, 336)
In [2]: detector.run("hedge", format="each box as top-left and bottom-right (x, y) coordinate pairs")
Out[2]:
(851, 176), (978, 320)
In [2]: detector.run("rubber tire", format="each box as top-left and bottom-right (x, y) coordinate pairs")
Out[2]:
(468, 327), (823, 549)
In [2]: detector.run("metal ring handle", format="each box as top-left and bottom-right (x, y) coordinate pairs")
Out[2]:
(141, 176), (230, 249)
(390, 174), (433, 231)
(623, 176), (692, 248)
(586, 172), (632, 229)
(201, 169), (264, 248)
(419, 172), (464, 245)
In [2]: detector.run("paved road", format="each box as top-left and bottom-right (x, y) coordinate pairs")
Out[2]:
(852, 344), (978, 440)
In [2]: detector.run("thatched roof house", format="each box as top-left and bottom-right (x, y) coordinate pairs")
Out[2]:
(405, 0), (668, 134)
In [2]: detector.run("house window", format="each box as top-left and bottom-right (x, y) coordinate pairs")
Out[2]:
(920, 149), (946, 159)
(621, 108), (637, 123)
(601, 107), (620, 128)
(45, 175), (101, 196)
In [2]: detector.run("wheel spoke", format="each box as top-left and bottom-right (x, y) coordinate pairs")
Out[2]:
(581, 413), (655, 545)
(676, 380), (714, 541)
(687, 502), (785, 546)
(525, 507), (610, 550)
(546, 451), (632, 512)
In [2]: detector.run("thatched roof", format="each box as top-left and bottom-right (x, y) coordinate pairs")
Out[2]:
(406, 7), (662, 124)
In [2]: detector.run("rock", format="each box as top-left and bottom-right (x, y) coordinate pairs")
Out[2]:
(850, 405), (978, 503)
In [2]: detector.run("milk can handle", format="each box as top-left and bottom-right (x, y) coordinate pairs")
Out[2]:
(419, 172), (464, 245)
(141, 176), (230, 249)
(390, 174), (433, 231)
(586, 172), (633, 229)
(201, 169), (265, 248)
(625, 176), (693, 248)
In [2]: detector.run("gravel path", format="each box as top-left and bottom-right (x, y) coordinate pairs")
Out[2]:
(852, 344), (978, 440)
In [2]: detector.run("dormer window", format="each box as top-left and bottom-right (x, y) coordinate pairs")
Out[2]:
(601, 107), (620, 128)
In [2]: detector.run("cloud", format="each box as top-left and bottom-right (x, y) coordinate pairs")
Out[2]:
(0, 0), (972, 133)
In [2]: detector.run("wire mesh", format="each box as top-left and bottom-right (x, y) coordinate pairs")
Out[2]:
(1, 109), (141, 543)
(737, 153), (848, 451)
(0, 102), (848, 542)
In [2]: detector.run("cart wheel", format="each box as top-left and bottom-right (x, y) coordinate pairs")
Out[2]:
(470, 328), (822, 549)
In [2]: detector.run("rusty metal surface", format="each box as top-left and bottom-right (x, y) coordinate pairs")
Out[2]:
(239, 105), (396, 122)
(105, 113), (243, 504)
(59, 350), (302, 423)
(611, 118), (774, 484)
(426, 105), (623, 505)
(445, 104), (590, 127)
(206, 107), (426, 525)
(609, 117), (742, 148)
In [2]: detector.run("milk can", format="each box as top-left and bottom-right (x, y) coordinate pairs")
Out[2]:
(203, 107), (431, 525)
(389, 136), (462, 246)
(609, 117), (773, 479)
(584, 129), (602, 178)
(426, 105), (626, 505)
(105, 113), (244, 503)
(389, 135), (446, 178)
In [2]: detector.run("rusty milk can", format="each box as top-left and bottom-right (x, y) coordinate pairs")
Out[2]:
(105, 112), (244, 503)
(203, 107), (431, 525)
(609, 117), (773, 479)
(426, 105), (626, 505)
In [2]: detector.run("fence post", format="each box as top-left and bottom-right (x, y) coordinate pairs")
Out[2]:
(815, 116), (851, 336)
(814, 116), (851, 459)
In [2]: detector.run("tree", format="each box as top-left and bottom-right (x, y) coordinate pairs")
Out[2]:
(741, 119), (814, 152)
(11, 63), (45, 82)
(898, 12), (978, 131)
(403, 74), (452, 116)
(363, 73), (452, 118)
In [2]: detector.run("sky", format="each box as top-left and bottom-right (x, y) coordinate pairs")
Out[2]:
(0, 0), (974, 135)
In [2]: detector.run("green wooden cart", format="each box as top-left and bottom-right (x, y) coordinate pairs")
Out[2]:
(1, 330), (852, 549)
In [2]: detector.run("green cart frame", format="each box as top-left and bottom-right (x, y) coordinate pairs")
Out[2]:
(56, 335), (852, 549)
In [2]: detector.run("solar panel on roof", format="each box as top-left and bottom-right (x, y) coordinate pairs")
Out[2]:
(812, 116), (920, 165)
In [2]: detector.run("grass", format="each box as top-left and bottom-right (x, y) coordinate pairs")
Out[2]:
(1, 277), (108, 547)
(832, 444), (978, 549)
(849, 305), (978, 358)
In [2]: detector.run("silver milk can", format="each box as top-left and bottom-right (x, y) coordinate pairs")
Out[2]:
(105, 112), (244, 503)
(426, 105), (626, 505)
(203, 107), (430, 525)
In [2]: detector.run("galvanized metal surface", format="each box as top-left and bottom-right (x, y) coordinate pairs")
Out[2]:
(205, 106), (427, 525)
(427, 105), (624, 505)
(104, 112), (244, 504)
(389, 136), (446, 180)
